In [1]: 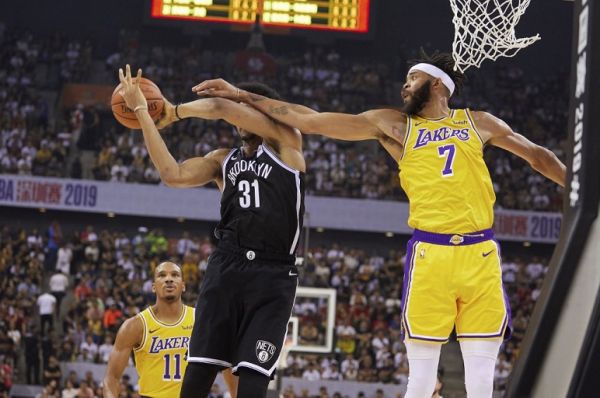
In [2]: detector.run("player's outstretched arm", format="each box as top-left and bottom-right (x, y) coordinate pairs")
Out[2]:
(474, 111), (566, 187)
(159, 96), (302, 150)
(103, 317), (142, 398)
(191, 78), (382, 141)
(118, 65), (226, 188)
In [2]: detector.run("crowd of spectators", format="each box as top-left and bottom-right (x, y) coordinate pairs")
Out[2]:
(0, 27), (565, 210)
(0, 221), (548, 395)
(0, 25), (92, 182)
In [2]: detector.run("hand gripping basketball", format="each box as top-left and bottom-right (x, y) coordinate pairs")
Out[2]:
(118, 65), (148, 112)
(112, 65), (164, 129)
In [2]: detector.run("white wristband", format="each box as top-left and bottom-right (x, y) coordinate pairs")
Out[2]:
(133, 105), (148, 112)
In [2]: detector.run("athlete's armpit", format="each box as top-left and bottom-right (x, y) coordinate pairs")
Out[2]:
(362, 109), (408, 143)
(378, 134), (404, 162)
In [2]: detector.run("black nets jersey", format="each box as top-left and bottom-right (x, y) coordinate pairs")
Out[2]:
(215, 144), (305, 255)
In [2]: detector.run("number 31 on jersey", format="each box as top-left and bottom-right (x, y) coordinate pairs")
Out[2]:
(239, 179), (261, 208)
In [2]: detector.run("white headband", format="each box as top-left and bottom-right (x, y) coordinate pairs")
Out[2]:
(408, 63), (455, 96)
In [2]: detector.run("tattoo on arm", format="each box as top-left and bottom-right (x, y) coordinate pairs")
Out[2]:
(269, 105), (289, 115)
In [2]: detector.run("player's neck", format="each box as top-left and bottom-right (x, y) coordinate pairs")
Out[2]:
(152, 301), (184, 323)
(241, 140), (261, 156)
(417, 97), (451, 120)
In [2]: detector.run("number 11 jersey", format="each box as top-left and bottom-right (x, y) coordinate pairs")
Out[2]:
(215, 144), (305, 256)
(133, 305), (195, 398)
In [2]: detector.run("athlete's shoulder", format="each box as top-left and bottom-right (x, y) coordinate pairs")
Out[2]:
(468, 109), (492, 122)
(116, 313), (144, 349)
(361, 108), (407, 122)
(124, 312), (146, 331)
(361, 108), (408, 142)
(467, 110), (512, 142)
(206, 147), (234, 162)
(183, 305), (195, 323)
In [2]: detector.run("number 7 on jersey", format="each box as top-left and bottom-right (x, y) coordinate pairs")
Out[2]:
(438, 144), (456, 177)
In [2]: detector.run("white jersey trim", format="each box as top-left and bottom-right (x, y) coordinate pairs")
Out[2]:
(147, 305), (188, 327)
(221, 148), (238, 190)
(233, 361), (272, 377)
(260, 144), (302, 255)
(268, 278), (299, 375)
(289, 172), (301, 255)
(187, 356), (232, 368)
(133, 313), (147, 352)
(260, 144), (301, 175)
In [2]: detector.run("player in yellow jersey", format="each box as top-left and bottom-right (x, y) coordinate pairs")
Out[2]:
(103, 262), (237, 398)
(192, 50), (566, 398)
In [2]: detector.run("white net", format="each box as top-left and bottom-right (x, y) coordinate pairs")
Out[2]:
(450, 0), (541, 72)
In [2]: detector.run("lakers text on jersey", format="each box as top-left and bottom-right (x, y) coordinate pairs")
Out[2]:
(134, 305), (195, 398)
(399, 108), (496, 234)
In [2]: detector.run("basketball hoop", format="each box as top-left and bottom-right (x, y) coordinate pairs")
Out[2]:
(450, 0), (541, 72)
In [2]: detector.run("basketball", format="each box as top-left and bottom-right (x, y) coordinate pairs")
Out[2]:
(111, 77), (164, 129)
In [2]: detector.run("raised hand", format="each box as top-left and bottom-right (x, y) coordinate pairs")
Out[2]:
(118, 64), (147, 112)
(192, 78), (239, 101)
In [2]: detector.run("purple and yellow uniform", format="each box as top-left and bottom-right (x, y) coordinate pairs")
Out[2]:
(399, 109), (511, 342)
(133, 305), (195, 397)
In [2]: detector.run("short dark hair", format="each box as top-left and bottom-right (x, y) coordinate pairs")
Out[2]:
(236, 82), (281, 100)
(408, 49), (466, 95)
(154, 261), (182, 280)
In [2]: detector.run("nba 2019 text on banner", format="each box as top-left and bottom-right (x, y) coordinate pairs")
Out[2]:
(0, 174), (561, 243)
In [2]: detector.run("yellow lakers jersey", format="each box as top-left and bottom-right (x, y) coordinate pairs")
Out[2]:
(133, 305), (195, 398)
(399, 109), (495, 233)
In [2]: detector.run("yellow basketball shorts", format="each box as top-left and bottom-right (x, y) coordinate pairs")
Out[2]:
(401, 229), (511, 343)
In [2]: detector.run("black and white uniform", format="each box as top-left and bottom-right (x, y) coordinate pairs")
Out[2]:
(188, 144), (304, 378)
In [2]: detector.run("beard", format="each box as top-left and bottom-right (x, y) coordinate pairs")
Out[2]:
(400, 80), (432, 115)
(164, 294), (177, 302)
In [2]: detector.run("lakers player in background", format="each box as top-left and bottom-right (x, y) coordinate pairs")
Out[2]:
(103, 262), (237, 398)
(193, 51), (566, 398)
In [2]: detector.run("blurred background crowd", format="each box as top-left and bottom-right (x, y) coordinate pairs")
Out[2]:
(0, 26), (566, 211)
(0, 221), (548, 396)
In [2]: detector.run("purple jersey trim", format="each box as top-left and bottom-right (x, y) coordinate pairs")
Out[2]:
(412, 228), (494, 246)
(456, 312), (509, 339)
(494, 238), (513, 341)
(400, 239), (417, 341)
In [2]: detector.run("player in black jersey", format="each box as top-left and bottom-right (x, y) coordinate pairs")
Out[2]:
(118, 65), (306, 398)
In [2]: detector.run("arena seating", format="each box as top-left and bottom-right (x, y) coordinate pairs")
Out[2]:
(0, 223), (548, 395)
(0, 28), (565, 210)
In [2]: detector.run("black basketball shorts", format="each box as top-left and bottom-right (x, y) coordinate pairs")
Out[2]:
(187, 243), (298, 378)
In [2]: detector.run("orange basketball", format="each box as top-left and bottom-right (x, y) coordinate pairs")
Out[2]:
(111, 77), (164, 129)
